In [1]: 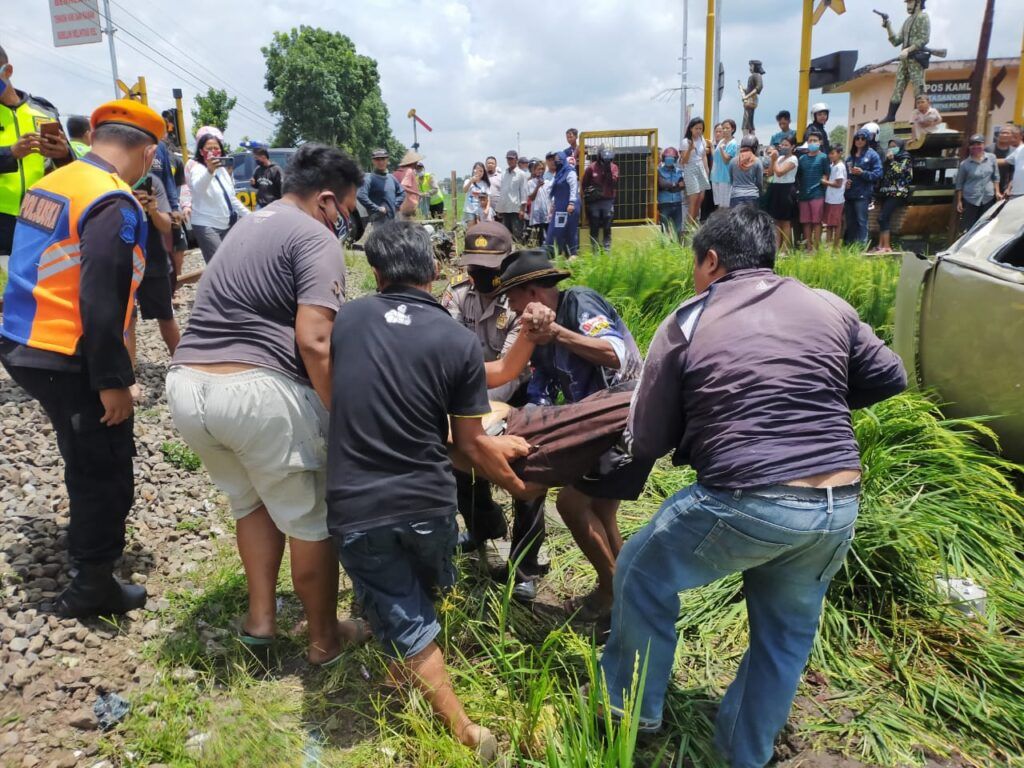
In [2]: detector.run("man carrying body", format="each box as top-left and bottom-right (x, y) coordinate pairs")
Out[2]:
(250, 147), (283, 209)
(495, 150), (530, 242)
(598, 206), (907, 768)
(327, 220), (530, 762)
(497, 249), (643, 618)
(357, 147), (404, 226)
(0, 100), (165, 618)
(0, 44), (73, 255)
(442, 222), (543, 597)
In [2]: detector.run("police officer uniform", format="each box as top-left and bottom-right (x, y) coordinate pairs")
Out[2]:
(0, 99), (166, 619)
(441, 223), (546, 589)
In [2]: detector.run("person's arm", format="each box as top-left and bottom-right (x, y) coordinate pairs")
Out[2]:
(567, 171), (578, 210)
(155, 144), (180, 211)
(393, 176), (406, 207)
(189, 161), (215, 194)
(139, 176), (172, 234)
(991, 157), (1003, 199)
(846, 315), (907, 409)
(223, 170), (250, 217)
(545, 323), (619, 369)
(680, 140), (694, 163)
(356, 176), (376, 212)
(864, 150), (883, 183)
(627, 313), (687, 461)
(296, 304), (336, 409)
(271, 166), (283, 199)
(486, 331), (534, 388)
(451, 416), (529, 496)
(78, 196), (140, 401)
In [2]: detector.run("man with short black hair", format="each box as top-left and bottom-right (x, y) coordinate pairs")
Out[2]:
(485, 155), (502, 209)
(495, 150), (529, 241)
(249, 147), (283, 208)
(770, 110), (795, 149)
(564, 127), (580, 167)
(166, 143), (365, 665)
(598, 206), (907, 768)
(327, 219), (529, 762)
(0, 44), (73, 255)
(1, 100), (165, 618)
(66, 115), (92, 158)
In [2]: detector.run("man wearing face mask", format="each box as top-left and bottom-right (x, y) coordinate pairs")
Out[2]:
(0, 99), (165, 618)
(166, 144), (366, 666)
(441, 222), (544, 597)
(0, 44), (74, 256)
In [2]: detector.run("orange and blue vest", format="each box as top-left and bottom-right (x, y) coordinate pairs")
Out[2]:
(0, 157), (146, 356)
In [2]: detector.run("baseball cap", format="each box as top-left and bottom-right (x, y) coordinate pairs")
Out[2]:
(506, 149), (518, 158)
(91, 99), (166, 143)
(459, 222), (513, 269)
(968, 134), (986, 145)
(371, 148), (389, 159)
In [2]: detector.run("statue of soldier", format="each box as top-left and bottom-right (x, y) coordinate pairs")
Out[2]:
(738, 60), (765, 137)
(880, 0), (931, 124)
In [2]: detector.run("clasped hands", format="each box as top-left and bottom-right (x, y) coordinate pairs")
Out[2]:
(521, 301), (560, 345)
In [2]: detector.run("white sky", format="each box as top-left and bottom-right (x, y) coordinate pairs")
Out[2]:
(5, 0), (1023, 173)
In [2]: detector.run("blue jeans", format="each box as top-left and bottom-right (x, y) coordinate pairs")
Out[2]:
(843, 197), (870, 245)
(659, 202), (684, 239)
(600, 481), (858, 768)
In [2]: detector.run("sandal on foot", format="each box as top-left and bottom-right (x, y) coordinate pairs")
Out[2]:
(308, 619), (373, 666)
(234, 618), (274, 647)
(563, 591), (612, 623)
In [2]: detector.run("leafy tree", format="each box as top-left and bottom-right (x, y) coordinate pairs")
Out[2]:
(829, 125), (848, 153)
(262, 26), (405, 165)
(191, 87), (237, 135)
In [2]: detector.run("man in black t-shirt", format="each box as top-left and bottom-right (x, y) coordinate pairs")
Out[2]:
(327, 220), (528, 762)
(250, 147), (283, 208)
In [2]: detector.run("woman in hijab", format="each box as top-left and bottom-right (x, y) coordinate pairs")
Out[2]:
(873, 139), (913, 253)
(545, 150), (580, 257)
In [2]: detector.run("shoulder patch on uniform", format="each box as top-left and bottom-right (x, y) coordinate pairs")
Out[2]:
(580, 313), (612, 337)
(18, 190), (65, 233)
(119, 206), (138, 244)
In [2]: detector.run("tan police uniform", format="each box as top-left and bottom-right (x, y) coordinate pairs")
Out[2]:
(440, 221), (528, 402)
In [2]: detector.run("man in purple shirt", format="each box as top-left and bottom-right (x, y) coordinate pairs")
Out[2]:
(598, 206), (906, 768)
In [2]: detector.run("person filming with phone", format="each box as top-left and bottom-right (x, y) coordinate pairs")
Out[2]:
(0, 44), (73, 256)
(188, 131), (249, 263)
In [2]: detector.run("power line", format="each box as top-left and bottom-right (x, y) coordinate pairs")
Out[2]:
(107, 0), (272, 119)
(59, 0), (277, 131)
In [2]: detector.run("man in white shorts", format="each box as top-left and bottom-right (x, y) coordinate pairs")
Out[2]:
(166, 143), (365, 664)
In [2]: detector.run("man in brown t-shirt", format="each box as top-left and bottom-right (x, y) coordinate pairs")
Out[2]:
(166, 144), (366, 665)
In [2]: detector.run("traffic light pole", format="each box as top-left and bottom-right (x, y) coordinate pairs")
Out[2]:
(101, 0), (119, 99)
(703, 0), (715, 125)
(797, 0), (814, 142)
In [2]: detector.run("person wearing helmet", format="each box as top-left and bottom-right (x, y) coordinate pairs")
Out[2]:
(544, 150), (579, 257)
(728, 136), (763, 208)
(861, 121), (882, 154)
(582, 144), (619, 250)
(657, 146), (686, 239)
(804, 103), (831, 155)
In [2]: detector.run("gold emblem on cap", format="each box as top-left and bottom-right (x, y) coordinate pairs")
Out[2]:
(474, 236), (488, 248)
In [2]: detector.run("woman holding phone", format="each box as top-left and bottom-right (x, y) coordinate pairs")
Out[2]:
(188, 132), (249, 263)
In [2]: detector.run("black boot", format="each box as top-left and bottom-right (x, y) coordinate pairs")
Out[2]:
(881, 100), (900, 124)
(56, 562), (147, 619)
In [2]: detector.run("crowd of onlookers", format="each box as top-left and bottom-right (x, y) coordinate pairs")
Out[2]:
(657, 97), (1023, 252)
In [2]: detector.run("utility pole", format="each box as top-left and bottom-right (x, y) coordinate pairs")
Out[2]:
(101, 0), (119, 99)
(703, 0), (715, 124)
(797, 0), (814, 142)
(712, 0), (722, 127)
(962, 0), (995, 156)
(1014, 17), (1024, 124)
(681, 0), (689, 144)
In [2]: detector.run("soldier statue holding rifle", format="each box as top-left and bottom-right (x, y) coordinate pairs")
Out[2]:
(876, 0), (933, 124)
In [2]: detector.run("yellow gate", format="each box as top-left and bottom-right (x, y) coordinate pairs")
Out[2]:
(578, 129), (659, 225)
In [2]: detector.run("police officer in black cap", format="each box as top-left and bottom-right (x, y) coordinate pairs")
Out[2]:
(442, 222), (546, 596)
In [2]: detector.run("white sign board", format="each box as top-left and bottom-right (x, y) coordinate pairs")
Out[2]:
(49, 0), (102, 48)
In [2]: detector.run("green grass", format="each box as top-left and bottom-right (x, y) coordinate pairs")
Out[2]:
(103, 238), (1024, 767)
(161, 440), (203, 472)
(0, 265), (7, 295)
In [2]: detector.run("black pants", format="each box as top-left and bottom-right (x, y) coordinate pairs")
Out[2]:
(1, 362), (135, 565)
(0, 212), (15, 255)
(961, 199), (994, 233)
(509, 496), (546, 578)
(877, 196), (905, 233)
(588, 198), (614, 250)
(500, 212), (525, 242)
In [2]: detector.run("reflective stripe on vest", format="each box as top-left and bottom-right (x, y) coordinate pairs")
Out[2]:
(0, 101), (50, 216)
(0, 158), (146, 356)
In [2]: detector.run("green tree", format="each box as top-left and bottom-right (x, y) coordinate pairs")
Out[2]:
(191, 87), (237, 134)
(829, 125), (848, 153)
(261, 26), (405, 165)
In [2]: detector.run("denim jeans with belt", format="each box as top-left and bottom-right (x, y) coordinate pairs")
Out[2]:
(599, 481), (858, 768)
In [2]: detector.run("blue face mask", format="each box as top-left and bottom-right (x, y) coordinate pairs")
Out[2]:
(663, 156), (677, 167)
(807, 142), (820, 154)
